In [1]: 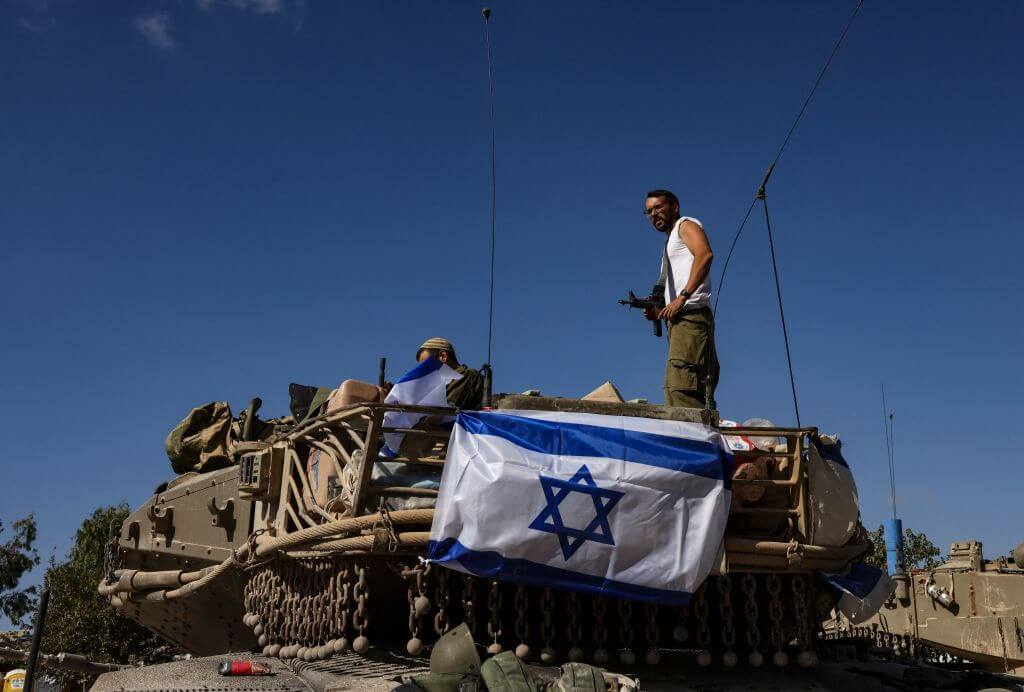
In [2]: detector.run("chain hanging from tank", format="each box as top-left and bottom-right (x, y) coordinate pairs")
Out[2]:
(617, 598), (635, 665)
(566, 592), (584, 662)
(299, 563), (314, 656)
(352, 562), (370, 654)
(299, 562), (315, 659)
(644, 604), (661, 665)
(540, 587), (557, 664)
(269, 562), (285, 657)
(321, 560), (335, 654)
(406, 565), (425, 656)
(592, 596), (609, 666)
(694, 583), (712, 667)
(672, 605), (689, 645)
(461, 575), (477, 638)
(767, 573), (788, 666)
(310, 561), (321, 653)
(332, 560), (352, 656)
(792, 575), (817, 667)
(742, 573), (764, 667)
(282, 560), (295, 654)
(434, 567), (451, 637)
(486, 580), (504, 654)
(513, 585), (530, 660)
(309, 562), (322, 656)
(717, 576), (738, 667)
(319, 561), (335, 659)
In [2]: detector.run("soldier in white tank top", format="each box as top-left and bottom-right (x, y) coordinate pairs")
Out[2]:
(643, 190), (720, 409)
(662, 216), (713, 309)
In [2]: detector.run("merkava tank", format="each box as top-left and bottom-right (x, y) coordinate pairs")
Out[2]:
(98, 380), (879, 680)
(844, 539), (1024, 676)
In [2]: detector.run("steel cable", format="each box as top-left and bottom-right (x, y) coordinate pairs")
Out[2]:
(762, 196), (801, 427)
(715, 0), (865, 312)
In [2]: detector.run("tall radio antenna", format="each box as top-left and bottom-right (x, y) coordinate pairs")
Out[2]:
(478, 6), (498, 407)
(482, 7), (497, 367)
(712, 0), (865, 426)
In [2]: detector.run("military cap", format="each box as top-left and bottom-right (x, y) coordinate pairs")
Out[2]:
(417, 337), (456, 360)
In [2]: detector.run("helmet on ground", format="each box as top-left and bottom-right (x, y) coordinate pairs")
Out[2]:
(429, 623), (481, 676)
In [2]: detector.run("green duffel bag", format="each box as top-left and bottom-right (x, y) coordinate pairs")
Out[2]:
(480, 652), (539, 692)
(546, 663), (605, 692)
(165, 401), (233, 474)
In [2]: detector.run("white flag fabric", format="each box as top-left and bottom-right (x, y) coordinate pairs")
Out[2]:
(427, 410), (734, 605)
(381, 357), (463, 457)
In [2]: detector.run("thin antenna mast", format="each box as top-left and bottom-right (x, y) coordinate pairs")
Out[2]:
(710, 0), (864, 426)
(482, 7), (497, 366)
(716, 0), (865, 311)
(882, 384), (897, 520)
(480, 7), (497, 406)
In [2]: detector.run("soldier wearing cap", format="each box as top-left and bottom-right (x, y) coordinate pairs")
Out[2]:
(415, 337), (484, 410)
(303, 338), (482, 503)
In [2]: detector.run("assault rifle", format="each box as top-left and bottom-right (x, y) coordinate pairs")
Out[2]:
(618, 284), (665, 337)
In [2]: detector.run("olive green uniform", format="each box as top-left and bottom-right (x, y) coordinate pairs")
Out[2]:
(664, 306), (719, 409)
(447, 364), (484, 409)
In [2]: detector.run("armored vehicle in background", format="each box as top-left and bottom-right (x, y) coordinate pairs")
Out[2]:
(849, 539), (1024, 676)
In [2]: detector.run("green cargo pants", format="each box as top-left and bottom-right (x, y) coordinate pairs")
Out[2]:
(664, 307), (720, 409)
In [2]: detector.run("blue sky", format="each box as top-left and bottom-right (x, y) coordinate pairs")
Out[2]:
(1, 0), (1022, 612)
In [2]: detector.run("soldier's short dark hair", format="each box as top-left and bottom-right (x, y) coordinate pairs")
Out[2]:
(646, 189), (679, 207)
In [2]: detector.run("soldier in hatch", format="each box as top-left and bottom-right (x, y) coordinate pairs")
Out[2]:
(642, 189), (720, 409)
(324, 337), (483, 411)
(306, 337), (482, 504)
(414, 337), (484, 410)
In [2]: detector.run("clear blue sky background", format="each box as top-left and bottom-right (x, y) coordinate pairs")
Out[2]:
(1, 1), (1021, 615)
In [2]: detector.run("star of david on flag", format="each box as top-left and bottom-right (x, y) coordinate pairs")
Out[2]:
(529, 465), (624, 560)
(427, 409), (733, 605)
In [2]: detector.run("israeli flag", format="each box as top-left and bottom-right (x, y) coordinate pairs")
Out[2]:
(819, 563), (894, 624)
(381, 357), (463, 457)
(427, 410), (733, 605)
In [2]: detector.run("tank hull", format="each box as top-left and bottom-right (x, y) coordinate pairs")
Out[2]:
(111, 467), (257, 655)
(104, 397), (871, 666)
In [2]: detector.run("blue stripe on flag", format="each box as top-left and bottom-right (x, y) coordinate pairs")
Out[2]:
(457, 411), (731, 485)
(395, 356), (444, 384)
(428, 538), (691, 605)
(820, 562), (883, 599)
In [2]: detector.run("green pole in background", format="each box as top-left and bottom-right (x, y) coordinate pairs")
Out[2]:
(24, 588), (51, 692)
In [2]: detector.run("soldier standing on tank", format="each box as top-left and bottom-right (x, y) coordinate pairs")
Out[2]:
(642, 189), (720, 409)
